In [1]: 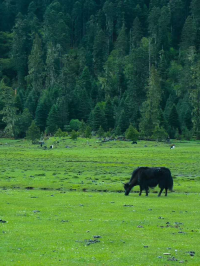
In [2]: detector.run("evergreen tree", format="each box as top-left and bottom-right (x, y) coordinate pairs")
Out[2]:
(125, 125), (139, 142)
(139, 66), (161, 136)
(118, 109), (129, 133)
(27, 34), (45, 92)
(105, 97), (115, 131)
(180, 16), (196, 50)
(44, 1), (70, 51)
(93, 104), (106, 131)
(0, 79), (17, 137)
(84, 125), (92, 138)
(46, 104), (62, 134)
(26, 120), (40, 143)
(93, 28), (107, 74)
(190, 59), (200, 139)
(35, 92), (52, 132)
(168, 104), (180, 132)
(24, 88), (39, 117)
(15, 108), (32, 138)
(12, 13), (28, 88)
(130, 17), (143, 50)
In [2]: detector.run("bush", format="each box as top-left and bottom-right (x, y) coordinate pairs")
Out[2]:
(84, 126), (92, 138)
(97, 126), (104, 138)
(125, 125), (139, 142)
(71, 130), (78, 140)
(26, 121), (40, 144)
(70, 119), (82, 131)
(54, 128), (68, 137)
(151, 126), (168, 142)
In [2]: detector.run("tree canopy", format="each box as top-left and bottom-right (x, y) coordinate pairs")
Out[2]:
(0, 0), (199, 139)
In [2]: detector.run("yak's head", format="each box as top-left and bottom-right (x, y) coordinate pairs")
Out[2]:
(124, 183), (131, 196)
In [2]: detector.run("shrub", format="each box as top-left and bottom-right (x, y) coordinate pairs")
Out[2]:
(152, 126), (168, 141)
(84, 126), (92, 138)
(71, 130), (78, 140)
(26, 121), (40, 144)
(70, 119), (82, 131)
(125, 125), (139, 142)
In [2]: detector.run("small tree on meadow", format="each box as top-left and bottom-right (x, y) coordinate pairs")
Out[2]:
(54, 128), (68, 137)
(70, 119), (82, 131)
(152, 126), (168, 141)
(85, 126), (92, 138)
(71, 130), (78, 140)
(97, 125), (104, 138)
(26, 120), (40, 143)
(125, 125), (139, 142)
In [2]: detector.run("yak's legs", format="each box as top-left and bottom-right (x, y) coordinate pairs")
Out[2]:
(158, 187), (164, 197)
(165, 188), (168, 196)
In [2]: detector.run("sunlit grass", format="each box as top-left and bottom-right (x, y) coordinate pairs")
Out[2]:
(0, 138), (200, 265)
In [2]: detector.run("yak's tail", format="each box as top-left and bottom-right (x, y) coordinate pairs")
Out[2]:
(167, 170), (174, 191)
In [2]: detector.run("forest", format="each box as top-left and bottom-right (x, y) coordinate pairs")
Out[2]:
(0, 0), (200, 140)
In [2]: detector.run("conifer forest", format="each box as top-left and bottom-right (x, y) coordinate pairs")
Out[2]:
(0, 0), (200, 140)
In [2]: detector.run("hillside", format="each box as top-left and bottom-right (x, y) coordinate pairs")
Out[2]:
(0, 0), (199, 139)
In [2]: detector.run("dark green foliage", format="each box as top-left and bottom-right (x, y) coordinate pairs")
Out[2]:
(46, 104), (62, 134)
(152, 126), (168, 141)
(71, 130), (78, 140)
(0, 0), (200, 139)
(168, 104), (180, 129)
(15, 108), (32, 138)
(104, 98), (114, 131)
(97, 125), (104, 137)
(26, 120), (40, 143)
(93, 104), (106, 131)
(84, 125), (92, 138)
(69, 119), (82, 131)
(125, 125), (139, 142)
(118, 110), (129, 133)
(35, 92), (52, 132)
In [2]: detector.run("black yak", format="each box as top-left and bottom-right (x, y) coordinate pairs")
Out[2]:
(124, 167), (173, 197)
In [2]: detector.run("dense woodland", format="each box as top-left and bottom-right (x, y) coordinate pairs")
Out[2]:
(0, 0), (200, 140)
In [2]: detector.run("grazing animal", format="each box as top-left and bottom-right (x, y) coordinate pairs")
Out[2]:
(124, 167), (173, 197)
(170, 144), (175, 149)
(50, 145), (53, 149)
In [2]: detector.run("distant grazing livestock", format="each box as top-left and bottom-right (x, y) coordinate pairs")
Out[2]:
(124, 167), (173, 197)
(170, 144), (175, 149)
(50, 145), (53, 149)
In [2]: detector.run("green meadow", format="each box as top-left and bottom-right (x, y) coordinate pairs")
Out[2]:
(1, 138), (200, 265)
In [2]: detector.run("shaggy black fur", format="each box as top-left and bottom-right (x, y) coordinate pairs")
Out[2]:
(124, 167), (173, 196)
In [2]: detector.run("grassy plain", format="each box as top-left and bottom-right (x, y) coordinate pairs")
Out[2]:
(0, 137), (200, 265)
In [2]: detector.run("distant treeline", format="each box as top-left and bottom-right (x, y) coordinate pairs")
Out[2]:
(0, 0), (200, 140)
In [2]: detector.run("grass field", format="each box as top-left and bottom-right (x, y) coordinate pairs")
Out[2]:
(0, 137), (200, 265)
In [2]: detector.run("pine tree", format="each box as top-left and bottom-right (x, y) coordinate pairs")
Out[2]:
(26, 120), (40, 143)
(125, 125), (139, 141)
(27, 34), (45, 92)
(180, 16), (196, 50)
(118, 110), (129, 133)
(139, 66), (161, 136)
(93, 104), (106, 131)
(44, 1), (70, 51)
(190, 59), (200, 139)
(46, 104), (62, 134)
(168, 104), (180, 131)
(105, 97), (115, 131)
(12, 13), (28, 88)
(130, 17), (143, 50)
(15, 108), (32, 138)
(0, 79), (17, 137)
(93, 28), (107, 74)
(35, 92), (52, 132)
